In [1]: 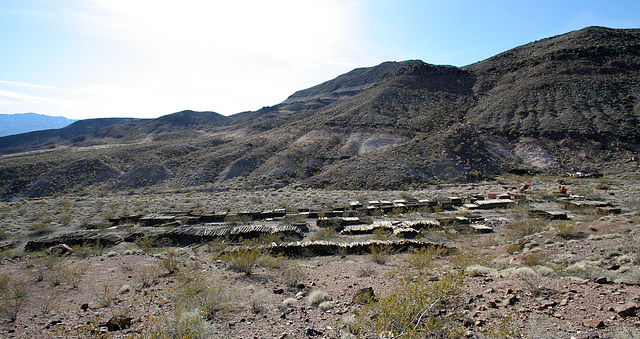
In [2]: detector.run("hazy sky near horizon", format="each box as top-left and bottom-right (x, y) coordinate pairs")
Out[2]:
(1, 1), (639, 119)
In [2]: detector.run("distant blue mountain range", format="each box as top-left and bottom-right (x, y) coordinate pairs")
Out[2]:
(0, 113), (77, 137)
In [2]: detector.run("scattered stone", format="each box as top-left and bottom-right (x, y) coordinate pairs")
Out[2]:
(583, 319), (605, 328)
(106, 251), (118, 257)
(615, 304), (639, 317)
(537, 300), (557, 310)
(273, 288), (284, 294)
(47, 244), (73, 255)
(594, 276), (610, 284)
(118, 284), (131, 294)
(80, 303), (89, 311)
(502, 295), (518, 307)
(102, 317), (133, 331)
(305, 327), (323, 336)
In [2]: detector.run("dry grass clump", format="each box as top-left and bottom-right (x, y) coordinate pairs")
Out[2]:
(282, 297), (297, 308)
(466, 265), (495, 277)
(308, 289), (328, 307)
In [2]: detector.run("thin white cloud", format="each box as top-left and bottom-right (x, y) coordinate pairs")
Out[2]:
(29, 0), (370, 117)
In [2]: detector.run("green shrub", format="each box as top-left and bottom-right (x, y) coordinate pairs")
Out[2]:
(505, 242), (523, 255)
(161, 248), (181, 275)
(309, 227), (337, 241)
(350, 271), (465, 338)
(522, 251), (547, 267)
(221, 245), (262, 275)
(150, 309), (217, 339)
(404, 246), (446, 271)
(372, 228), (391, 240)
(555, 221), (582, 239)
(173, 270), (234, 321)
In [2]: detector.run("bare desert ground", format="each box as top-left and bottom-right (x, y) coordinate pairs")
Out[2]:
(1, 174), (640, 338)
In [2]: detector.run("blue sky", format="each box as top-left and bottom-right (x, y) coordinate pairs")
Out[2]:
(1, 0), (639, 119)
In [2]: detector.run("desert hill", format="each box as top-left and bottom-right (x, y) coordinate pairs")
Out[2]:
(0, 26), (639, 199)
(0, 113), (77, 137)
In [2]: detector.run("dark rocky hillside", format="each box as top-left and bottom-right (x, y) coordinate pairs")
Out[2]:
(0, 26), (639, 199)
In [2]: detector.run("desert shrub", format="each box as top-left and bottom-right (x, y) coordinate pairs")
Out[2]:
(612, 329), (640, 339)
(95, 281), (115, 308)
(224, 214), (253, 226)
(372, 227), (391, 240)
(279, 265), (307, 287)
(309, 227), (337, 241)
(535, 266), (555, 276)
(507, 205), (548, 238)
(161, 248), (181, 275)
(522, 251), (548, 267)
(404, 246), (446, 271)
(72, 242), (104, 258)
(308, 290), (328, 307)
(505, 242), (523, 255)
(207, 238), (229, 259)
(356, 265), (375, 277)
(221, 245), (262, 275)
(386, 207), (404, 217)
(370, 244), (393, 265)
(149, 309), (217, 339)
(562, 260), (604, 279)
(173, 270), (234, 320)
(515, 267), (542, 295)
(249, 290), (270, 314)
(555, 221), (582, 239)
(350, 271), (465, 338)
(138, 265), (163, 288)
(60, 262), (86, 289)
(480, 315), (521, 338)
(0, 274), (28, 322)
(28, 221), (54, 237)
(622, 228), (640, 265)
(258, 254), (287, 269)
